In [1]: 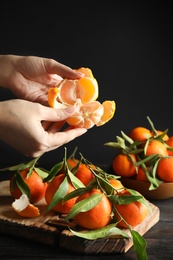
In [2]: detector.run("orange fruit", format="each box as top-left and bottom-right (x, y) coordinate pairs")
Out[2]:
(157, 157), (173, 182)
(74, 188), (112, 229)
(48, 67), (116, 129)
(66, 101), (104, 129)
(60, 158), (95, 186)
(10, 168), (47, 204)
(136, 167), (149, 182)
(74, 164), (95, 186)
(112, 153), (137, 178)
(114, 190), (149, 228)
(166, 136), (173, 156)
(12, 194), (40, 218)
(108, 178), (124, 194)
(129, 127), (152, 143)
(45, 173), (77, 213)
(145, 139), (168, 157)
(96, 100), (116, 127)
(151, 130), (169, 141)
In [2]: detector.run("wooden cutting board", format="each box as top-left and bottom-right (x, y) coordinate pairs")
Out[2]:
(0, 180), (160, 255)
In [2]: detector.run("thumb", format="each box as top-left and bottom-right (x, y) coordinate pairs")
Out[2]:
(42, 106), (77, 122)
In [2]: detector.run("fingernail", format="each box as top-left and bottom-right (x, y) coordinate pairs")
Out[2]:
(65, 106), (76, 114)
(75, 72), (85, 77)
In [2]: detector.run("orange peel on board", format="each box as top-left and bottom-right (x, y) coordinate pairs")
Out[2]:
(12, 194), (40, 218)
(48, 67), (116, 129)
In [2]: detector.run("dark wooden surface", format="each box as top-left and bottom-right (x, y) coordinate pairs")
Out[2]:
(0, 193), (172, 260)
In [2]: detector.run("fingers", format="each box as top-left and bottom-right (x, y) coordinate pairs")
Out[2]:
(41, 106), (78, 122)
(44, 58), (84, 79)
(46, 127), (87, 151)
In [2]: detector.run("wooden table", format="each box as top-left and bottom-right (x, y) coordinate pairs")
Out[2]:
(0, 194), (172, 260)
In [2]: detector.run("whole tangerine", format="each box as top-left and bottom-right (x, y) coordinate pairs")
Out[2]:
(114, 190), (149, 228)
(129, 127), (152, 143)
(112, 153), (137, 178)
(145, 139), (168, 157)
(45, 173), (77, 213)
(10, 168), (47, 204)
(74, 188), (112, 229)
(166, 136), (173, 156)
(157, 157), (173, 182)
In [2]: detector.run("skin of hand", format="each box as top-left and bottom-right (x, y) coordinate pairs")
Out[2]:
(0, 54), (84, 106)
(0, 99), (87, 157)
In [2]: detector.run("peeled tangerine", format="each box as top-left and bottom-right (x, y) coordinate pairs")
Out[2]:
(48, 67), (116, 129)
(12, 194), (40, 218)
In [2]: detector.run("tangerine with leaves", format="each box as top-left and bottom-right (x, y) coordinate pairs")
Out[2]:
(60, 158), (95, 186)
(151, 130), (169, 141)
(145, 139), (168, 157)
(108, 178), (124, 194)
(48, 67), (116, 129)
(10, 168), (47, 204)
(74, 188), (112, 229)
(45, 173), (77, 213)
(114, 190), (149, 228)
(112, 153), (137, 178)
(157, 157), (173, 182)
(129, 127), (152, 142)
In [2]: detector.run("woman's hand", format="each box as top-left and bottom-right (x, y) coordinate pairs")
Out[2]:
(0, 99), (87, 157)
(0, 55), (83, 105)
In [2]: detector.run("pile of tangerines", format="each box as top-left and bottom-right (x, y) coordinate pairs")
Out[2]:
(0, 147), (149, 233)
(105, 116), (173, 189)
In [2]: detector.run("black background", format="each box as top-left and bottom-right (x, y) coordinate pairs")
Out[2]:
(0, 1), (173, 170)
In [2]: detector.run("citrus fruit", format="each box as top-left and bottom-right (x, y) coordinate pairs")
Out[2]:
(45, 173), (77, 213)
(48, 67), (116, 129)
(114, 190), (149, 228)
(151, 130), (169, 141)
(12, 194), (40, 218)
(166, 136), (173, 156)
(108, 178), (124, 194)
(145, 139), (168, 157)
(136, 167), (149, 182)
(157, 157), (173, 182)
(10, 168), (47, 204)
(112, 153), (137, 178)
(74, 188), (112, 229)
(66, 100), (104, 129)
(96, 100), (116, 126)
(129, 127), (152, 142)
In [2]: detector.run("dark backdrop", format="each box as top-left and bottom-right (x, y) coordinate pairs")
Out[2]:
(0, 1), (173, 170)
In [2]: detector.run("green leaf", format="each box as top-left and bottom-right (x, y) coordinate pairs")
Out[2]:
(70, 223), (129, 240)
(131, 230), (147, 260)
(67, 168), (85, 189)
(121, 131), (134, 144)
(43, 161), (64, 182)
(65, 193), (103, 220)
(34, 167), (49, 179)
(109, 194), (143, 205)
(104, 141), (121, 149)
(0, 163), (27, 172)
(47, 176), (68, 211)
(14, 171), (30, 199)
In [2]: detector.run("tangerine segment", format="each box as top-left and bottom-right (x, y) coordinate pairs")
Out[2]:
(48, 87), (68, 109)
(96, 100), (116, 126)
(66, 101), (104, 129)
(58, 77), (98, 106)
(12, 194), (40, 218)
(75, 67), (94, 78)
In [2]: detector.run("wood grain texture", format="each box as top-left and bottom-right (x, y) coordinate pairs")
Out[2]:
(0, 180), (160, 255)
